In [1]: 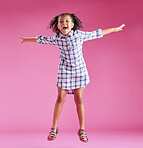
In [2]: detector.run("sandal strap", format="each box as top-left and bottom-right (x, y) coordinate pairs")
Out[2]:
(51, 127), (58, 133)
(48, 127), (59, 141)
(50, 131), (57, 136)
(78, 129), (88, 142)
(51, 130), (57, 134)
(79, 129), (86, 132)
(79, 131), (87, 137)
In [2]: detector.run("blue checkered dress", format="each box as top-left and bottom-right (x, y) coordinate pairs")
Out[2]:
(36, 29), (103, 94)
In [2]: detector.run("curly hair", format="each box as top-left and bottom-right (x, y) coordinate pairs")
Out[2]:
(48, 13), (83, 34)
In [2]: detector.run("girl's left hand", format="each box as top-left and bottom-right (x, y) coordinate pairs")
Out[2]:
(114, 24), (125, 32)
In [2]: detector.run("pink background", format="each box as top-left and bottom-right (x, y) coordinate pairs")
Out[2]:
(0, 0), (143, 133)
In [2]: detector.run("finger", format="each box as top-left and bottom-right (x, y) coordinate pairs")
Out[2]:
(18, 36), (22, 39)
(118, 29), (122, 31)
(120, 24), (125, 28)
(115, 28), (122, 32)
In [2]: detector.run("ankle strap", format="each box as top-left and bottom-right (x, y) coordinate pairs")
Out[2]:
(51, 128), (56, 130)
(79, 129), (86, 132)
(51, 127), (58, 132)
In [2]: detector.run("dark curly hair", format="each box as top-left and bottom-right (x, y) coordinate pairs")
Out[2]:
(48, 13), (83, 34)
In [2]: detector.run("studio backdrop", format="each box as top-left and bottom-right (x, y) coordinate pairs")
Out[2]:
(0, 0), (143, 132)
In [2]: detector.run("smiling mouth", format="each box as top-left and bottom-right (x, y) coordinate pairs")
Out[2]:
(62, 26), (68, 30)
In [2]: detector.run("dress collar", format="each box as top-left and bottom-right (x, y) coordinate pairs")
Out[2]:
(59, 30), (74, 38)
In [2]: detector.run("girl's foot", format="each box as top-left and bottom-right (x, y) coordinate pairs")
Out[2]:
(47, 127), (59, 141)
(77, 129), (88, 142)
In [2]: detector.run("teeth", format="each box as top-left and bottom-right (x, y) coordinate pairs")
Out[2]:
(63, 26), (68, 29)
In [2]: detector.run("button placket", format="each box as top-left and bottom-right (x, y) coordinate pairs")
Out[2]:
(67, 39), (72, 52)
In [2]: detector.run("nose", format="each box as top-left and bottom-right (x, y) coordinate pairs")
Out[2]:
(62, 21), (67, 25)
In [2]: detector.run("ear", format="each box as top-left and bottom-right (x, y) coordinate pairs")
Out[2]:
(57, 23), (59, 28)
(71, 23), (74, 29)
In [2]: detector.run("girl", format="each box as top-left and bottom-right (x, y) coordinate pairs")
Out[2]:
(18, 13), (125, 142)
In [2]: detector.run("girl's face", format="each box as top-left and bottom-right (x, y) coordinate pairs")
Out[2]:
(57, 15), (74, 36)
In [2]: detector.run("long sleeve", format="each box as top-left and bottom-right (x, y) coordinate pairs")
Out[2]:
(36, 35), (57, 45)
(78, 29), (103, 42)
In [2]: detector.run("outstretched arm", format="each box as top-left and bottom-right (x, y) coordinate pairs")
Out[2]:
(102, 24), (125, 36)
(18, 36), (36, 43)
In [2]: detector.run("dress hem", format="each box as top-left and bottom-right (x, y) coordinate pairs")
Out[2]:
(56, 80), (90, 94)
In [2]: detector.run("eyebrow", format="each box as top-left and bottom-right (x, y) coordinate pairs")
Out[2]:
(59, 19), (70, 20)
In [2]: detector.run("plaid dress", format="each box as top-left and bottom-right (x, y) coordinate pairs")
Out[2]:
(36, 29), (103, 94)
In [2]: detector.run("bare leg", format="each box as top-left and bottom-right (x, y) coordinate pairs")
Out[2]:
(74, 87), (85, 129)
(52, 86), (67, 129)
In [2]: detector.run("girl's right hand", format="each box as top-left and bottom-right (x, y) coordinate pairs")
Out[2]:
(18, 36), (26, 43)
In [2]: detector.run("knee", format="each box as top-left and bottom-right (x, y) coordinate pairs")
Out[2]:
(74, 95), (83, 105)
(57, 94), (66, 104)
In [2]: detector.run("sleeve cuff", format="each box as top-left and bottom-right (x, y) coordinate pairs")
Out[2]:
(97, 29), (103, 38)
(36, 35), (42, 44)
